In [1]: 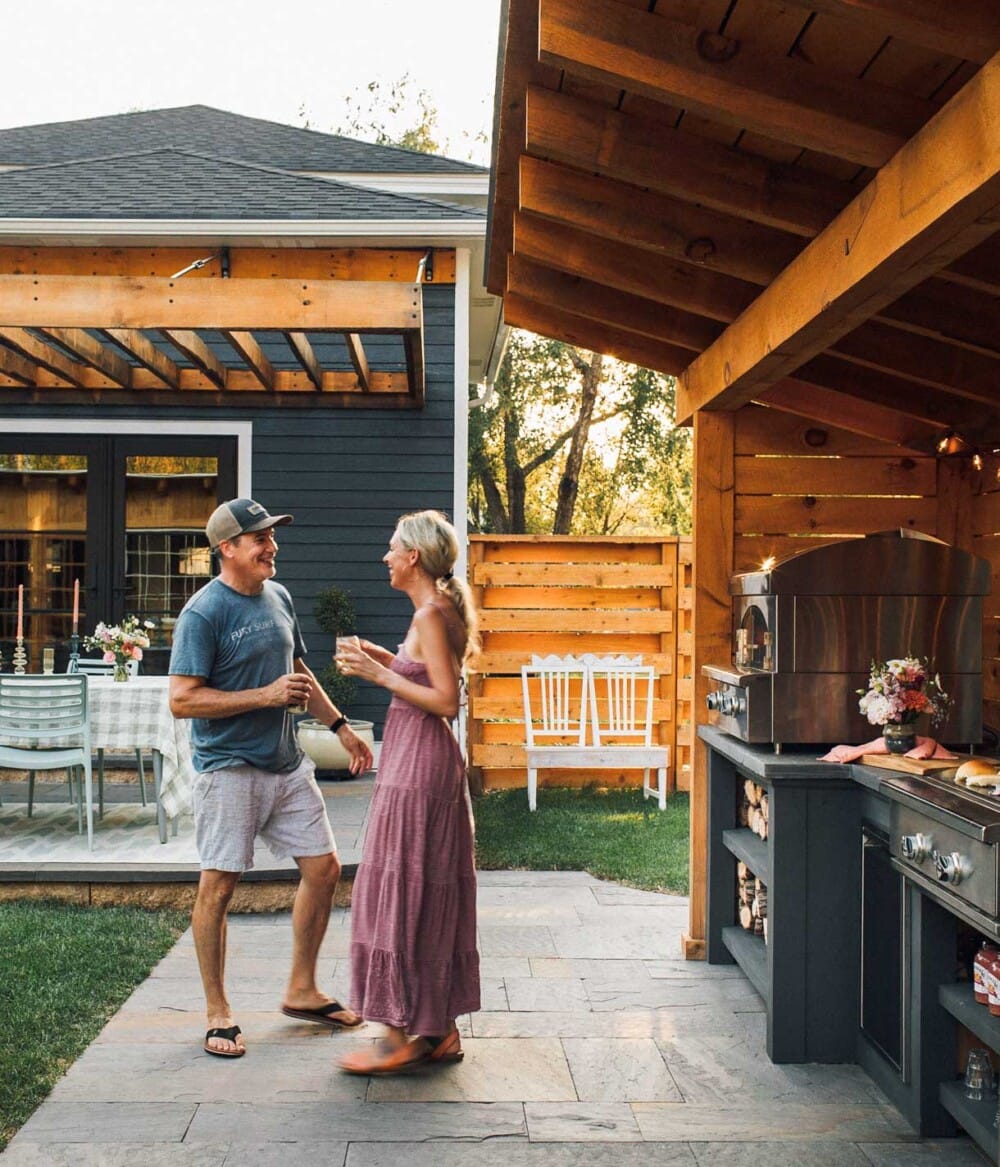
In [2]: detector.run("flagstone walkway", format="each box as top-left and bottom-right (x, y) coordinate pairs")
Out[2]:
(1, 871), (985, 1165)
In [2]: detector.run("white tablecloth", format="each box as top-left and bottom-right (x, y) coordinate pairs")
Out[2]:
(87, 675), (193, 820)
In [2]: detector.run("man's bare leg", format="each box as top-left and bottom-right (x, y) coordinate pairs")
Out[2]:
(282, 851), (358, 1022)
(193, 868), (244, 1054)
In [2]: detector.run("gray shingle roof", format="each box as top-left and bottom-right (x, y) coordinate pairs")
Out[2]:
(0, 105), (487, 174)
(0, 149), (486, 221)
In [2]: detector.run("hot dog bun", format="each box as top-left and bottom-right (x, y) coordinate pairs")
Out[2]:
(956, 758), (1000, 785)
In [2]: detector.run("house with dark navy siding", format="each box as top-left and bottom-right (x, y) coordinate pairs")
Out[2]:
(0, 105), (499, 730)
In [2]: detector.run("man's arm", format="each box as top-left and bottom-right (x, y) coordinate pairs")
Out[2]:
(169, 672), (310, 719)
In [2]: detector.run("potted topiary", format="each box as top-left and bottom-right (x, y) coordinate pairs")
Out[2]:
(297, 584), (374, 775)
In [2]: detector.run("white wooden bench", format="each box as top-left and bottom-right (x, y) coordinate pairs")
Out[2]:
(520, 655), (670, 811)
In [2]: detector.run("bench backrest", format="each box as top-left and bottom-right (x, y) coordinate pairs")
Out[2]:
(521, 662), (589, 748)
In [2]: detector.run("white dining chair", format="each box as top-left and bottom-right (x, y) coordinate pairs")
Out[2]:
(0, 673), (95, 849)
(67, 657), (145, 816)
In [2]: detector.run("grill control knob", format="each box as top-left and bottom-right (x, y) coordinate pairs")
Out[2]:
(706, 690), (724, 711)
(900, 833), (933, 863)
(934, 850), (972, 886)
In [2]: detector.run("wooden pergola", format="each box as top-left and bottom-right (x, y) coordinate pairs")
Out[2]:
(488, 0), (1000, 956)
(0, 247), (445, 407)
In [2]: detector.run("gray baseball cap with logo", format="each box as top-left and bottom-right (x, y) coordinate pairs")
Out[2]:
(206, 498), (293, 549)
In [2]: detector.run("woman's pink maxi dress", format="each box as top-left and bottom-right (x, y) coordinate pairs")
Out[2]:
(349, 648), (480, 1035)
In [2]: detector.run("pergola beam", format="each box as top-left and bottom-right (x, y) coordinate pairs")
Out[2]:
(283, 331), (323, 390)
(537, 0), (931, 169)
(676, 51), (1000, 422)
(0, 343), (39, 386)
(100, 328), (181, 389)
(344, 333), (371, 392)
(0, 275), (423, 331)
(35, 327), (132, 387)
(160, 330), (228, 390)
(778, 0), (1000, 64)
(0, 326), (86, 386)
(221, 330), (275, 391)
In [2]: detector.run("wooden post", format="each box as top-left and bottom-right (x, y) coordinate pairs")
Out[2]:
(685, 409), (735, 959)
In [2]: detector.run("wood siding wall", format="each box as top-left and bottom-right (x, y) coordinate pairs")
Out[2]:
(466, 534), (693, 795)
(4, 284), (456, 732)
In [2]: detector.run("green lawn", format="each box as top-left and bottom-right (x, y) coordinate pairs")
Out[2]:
(473, 785), (689, 894)
(0, 901), (189, 1151)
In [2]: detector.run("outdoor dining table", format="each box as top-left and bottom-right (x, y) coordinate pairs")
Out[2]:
(86, 674), (193, 844)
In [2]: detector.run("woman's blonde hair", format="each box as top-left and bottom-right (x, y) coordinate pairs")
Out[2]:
(395, 509), (479, 660)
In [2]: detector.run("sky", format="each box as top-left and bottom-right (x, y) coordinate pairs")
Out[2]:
(2, 0), (502, 165)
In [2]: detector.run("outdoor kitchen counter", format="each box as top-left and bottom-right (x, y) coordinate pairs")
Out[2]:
(702, 724), (958, 1140)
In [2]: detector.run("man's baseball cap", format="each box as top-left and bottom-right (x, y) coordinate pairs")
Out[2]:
(206, 498), (293, 549)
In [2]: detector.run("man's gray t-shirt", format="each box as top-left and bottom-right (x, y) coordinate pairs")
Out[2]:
(169, 577), (307, 774)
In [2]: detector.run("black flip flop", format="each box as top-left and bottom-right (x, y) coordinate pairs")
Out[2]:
(204, 1024), (245, 1058)
(280, 999), (363, 1029)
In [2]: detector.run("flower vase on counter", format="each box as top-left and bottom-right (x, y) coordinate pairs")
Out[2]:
(883, 720), (918, 754)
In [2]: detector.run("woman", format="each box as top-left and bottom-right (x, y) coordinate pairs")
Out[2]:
(337, 510), (480, 1074)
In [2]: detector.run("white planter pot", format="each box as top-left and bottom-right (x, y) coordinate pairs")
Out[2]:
(298, 718), (375, 774)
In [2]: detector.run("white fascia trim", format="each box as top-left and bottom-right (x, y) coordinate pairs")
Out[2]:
(0, 217), (485, 240)
(309, 173), (489, 196)
(453, 248), (470, 569)
(0, 417), (253, 495)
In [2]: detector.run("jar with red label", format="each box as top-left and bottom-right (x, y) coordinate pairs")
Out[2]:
(974, 939), (998, 1004)
(988, 951), (1000, 1017)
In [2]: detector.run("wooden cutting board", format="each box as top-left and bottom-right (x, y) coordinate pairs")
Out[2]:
(859, 753), (968, 777)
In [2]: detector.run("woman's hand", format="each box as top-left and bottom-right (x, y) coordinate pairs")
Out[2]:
(335, 641), (386, 686)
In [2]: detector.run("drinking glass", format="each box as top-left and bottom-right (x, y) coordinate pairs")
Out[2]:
(42, 647), (55, 675)
(964, 1048), (992, 1101)
(335, 636), (360, 673)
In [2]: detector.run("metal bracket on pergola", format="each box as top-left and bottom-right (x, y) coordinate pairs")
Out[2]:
(0, 273), (425, 406)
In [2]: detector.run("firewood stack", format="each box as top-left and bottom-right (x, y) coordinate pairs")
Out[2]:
(736, 864), (769, 941)
(738, 779), (769, 840)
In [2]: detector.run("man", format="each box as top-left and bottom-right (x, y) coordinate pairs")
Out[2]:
(169, 497), (372, 1058)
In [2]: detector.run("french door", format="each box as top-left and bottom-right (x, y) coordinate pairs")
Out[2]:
(0, 433), (237, 673)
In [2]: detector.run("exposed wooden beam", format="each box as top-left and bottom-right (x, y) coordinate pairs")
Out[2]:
(759, 378), (942, 451)
(221, 330), (275, 391)
(876, 280), (1000, 357)
(0, 327), (86, 386)
(677, 51), (1000, 421)
(34, 327), (132, 387)
(503, 291), (692, 377)
(538, 0), (933, 168)
(0, 343), (38, 386)
(283, 331), (323, 390)
(795, 353), (996, 433)
(100, 328), (180, 389)
(344, 333), (371, 392)
(830, 320), (1000, 406)
(518, 155), (801, 286)
(161, 330), (228, 390)
(507, 254), (721, 350)
(779, 0), (1000, 65)
(402, 331), (425, 407)
(937, 234), (1000, 295)
(0, 275), (423, 331)
(514, 212), (758, 322)
(524, 85), (856, 237)
(486, 0), (563, 294)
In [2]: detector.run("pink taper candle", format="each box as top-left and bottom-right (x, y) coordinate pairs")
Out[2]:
(72, 578), (80, 634)
(16, 583), (23, 640)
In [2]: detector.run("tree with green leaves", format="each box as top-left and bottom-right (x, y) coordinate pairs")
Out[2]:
(469, 331), (692, 536)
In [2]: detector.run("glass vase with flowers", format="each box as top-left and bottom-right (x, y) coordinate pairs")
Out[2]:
(83, 615), (156, 681)
(858, 656), (950, 754)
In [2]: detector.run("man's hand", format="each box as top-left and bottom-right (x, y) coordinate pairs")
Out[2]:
(265, 672), (313, 710)
(337, 723), (373, 774)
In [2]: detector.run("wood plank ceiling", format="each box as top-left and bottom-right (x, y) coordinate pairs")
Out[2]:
(487, 0), (1000, 454)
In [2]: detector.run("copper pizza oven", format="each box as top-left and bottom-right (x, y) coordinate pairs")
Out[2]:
(702, 530), (990, 750)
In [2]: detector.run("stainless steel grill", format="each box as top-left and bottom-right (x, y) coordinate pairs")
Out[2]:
(702, 530), (990, 750)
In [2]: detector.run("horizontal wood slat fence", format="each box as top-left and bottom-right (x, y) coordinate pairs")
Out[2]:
(466, 535), (692, 796)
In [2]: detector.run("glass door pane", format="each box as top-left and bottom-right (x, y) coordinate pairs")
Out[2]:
(123, 454), (220, 670)
(0, 450), (90, 672)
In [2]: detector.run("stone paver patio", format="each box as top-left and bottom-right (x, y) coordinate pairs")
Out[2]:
(1, 870), (985, 1165)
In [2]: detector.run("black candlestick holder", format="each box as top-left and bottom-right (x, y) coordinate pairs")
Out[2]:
(68, 632), (80, 673)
